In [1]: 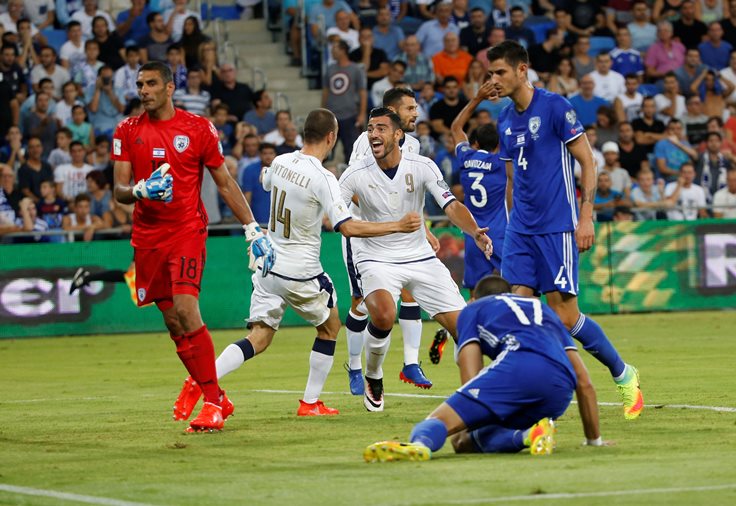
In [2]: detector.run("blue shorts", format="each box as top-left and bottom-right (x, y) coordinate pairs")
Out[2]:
(501, 229), (578, 295)
(446, 350), (575, 431)
(463, 234), (503, 290)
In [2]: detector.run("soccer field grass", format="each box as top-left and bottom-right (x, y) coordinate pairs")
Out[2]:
(1, 311), (735, 506)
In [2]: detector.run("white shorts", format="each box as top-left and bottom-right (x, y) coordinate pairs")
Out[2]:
(248, 272), (336, 330)
(356, 257), (466, 317)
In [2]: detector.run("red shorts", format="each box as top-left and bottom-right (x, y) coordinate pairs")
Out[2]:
(134, 232), (207, 310)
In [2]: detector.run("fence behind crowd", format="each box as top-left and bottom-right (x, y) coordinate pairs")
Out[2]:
(1, 220), (735, 338)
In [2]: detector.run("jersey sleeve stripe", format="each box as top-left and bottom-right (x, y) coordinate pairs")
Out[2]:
(457, 337), (480, 354)
(333, 216), (352, 232)
(442, 198), (457, 210)
(564, 131), (584, 145)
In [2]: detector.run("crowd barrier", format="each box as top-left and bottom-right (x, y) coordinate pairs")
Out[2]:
(1, 219), (734, 338)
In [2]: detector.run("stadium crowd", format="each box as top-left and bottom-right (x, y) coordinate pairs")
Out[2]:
(2, 0), (736, 244)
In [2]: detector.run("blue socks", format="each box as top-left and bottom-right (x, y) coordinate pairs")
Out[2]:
(469, 425), (526, 453)
(410, 418), (447, 452)
(570, 313), (626, 378)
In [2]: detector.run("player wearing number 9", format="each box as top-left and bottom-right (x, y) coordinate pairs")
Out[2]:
(111, 61), (274, 433)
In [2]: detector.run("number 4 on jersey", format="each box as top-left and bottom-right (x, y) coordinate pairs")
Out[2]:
(554, 266), (568, 290)
(517, 147), (528, 171)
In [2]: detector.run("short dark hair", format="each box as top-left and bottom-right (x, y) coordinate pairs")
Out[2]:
(39, 45), (56, 55)
(252, 89), (268, 106)
(70, 140), (85, 150)
(166, 43), (182, 54)
(126, 45), (140, 55)
(303, 108), (337, 143)
(474, 124), (500, 151)
(664, 71), (677, 80)
(333, 39), (349, 54)
(510, 6), (525, 14)
(57, 127), (72, 138)
(139, 61), (173, 84)
(1, 43), (18, 56)
(259, 142), (277, 153)
(442, 76), (459, 87)
(74, 193), (91, 205)
(84, 39), (100, 50)
(706, 131), (723, 141)
(95, 134), (109, 145)
(86, 170), (107, 188)
(382, 87), (414, 108)
(275, 109), (292, 120)
(486, 40), (529, 67)
(474, 275), (512, 298)
(66, 20), (81, 31)
(369, 107), (402, 130)
(146, 12), (161, 25)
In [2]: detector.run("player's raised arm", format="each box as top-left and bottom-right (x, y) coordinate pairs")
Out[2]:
(450, 80), (495, 147)
(567, 134), (597, 252)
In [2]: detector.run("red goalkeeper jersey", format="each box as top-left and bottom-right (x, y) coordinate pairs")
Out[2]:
(111, 108), (225, 248)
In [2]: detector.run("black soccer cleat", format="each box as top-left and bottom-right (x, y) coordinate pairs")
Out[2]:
(429, 329), (449, 365)
(69, 268), (90, 295)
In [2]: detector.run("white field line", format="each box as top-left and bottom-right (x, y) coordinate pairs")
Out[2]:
(424, 483), (736, 505)
(0, 484), (159, 506)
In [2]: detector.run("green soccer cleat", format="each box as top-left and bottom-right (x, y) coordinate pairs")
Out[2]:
(616, 365), (644, 420)
(363, 441), (432, 463)
(525, 418), (556, 456)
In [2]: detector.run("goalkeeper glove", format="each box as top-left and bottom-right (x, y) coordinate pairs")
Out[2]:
(244, 222), (275, 277)
(133, 163), (173, 203)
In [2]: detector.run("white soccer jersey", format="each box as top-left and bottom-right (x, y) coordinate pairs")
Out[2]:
(349, 131), (420, 166)
(340, 152), (455, 264)
(262, 151), (352, 279)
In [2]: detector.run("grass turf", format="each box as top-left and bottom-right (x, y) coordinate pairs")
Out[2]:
(0, 311), (735, 506)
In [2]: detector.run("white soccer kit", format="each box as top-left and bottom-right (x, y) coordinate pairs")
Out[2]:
(339, 152), (466, 316)
(249, 151), (352, 329)
(343, 132), (421, 297)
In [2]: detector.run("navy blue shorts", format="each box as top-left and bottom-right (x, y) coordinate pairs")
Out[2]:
(446, 350), (575, 431)
(502, 229), (578, 295)
(463, 234), (503, 290)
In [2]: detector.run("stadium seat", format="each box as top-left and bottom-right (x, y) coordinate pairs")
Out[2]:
(588, 36), (616, 56)
(200, 4), (242, 21)
(41, 29), (67, 54)
(529, 21), (556, 45)
(638, 83), (660, 96)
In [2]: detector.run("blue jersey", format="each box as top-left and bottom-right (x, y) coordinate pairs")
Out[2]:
(456, 294), (576, 382)
(498, 88), (585, 235)
(610, 48), (644, 76)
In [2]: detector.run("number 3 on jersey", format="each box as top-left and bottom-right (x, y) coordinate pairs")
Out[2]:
(468, 171), (488, 207)
(270, 186), (291, 238)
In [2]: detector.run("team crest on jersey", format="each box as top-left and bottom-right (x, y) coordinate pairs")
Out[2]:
(137, 288), (146, 302)
(528, 116), (541, 135)
(565, 110), (577, 125)
(173, 135), (190, 153)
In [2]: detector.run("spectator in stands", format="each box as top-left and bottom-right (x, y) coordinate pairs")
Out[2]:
(55, 80), (81, 126)
(14, 17), (40, 72)
(166, 43), (187, 89)
(85, 168), (110, 218)
(139, 12), (173, 64)
(164, 0), (200, 43)
(373, 6), (405, 61)
(14, 196), (50, 240)
(18, 136), (53, 202)
(21, 78), (56, 127)
(664, 161), (707, 219)
(416, 1), (459, 59)
(87, 135), (112, 182)
(547, 57), (578, 97)
(47, 127), (72, 169)
(476, 27), (506, 70)
(210, 63), (253, 123)
(72, 0), (114, 39)
(73, 39), (104, 96)
(371, 60), (406, 106)
(587, 52), (625, 103)
(276, 123), (301, 155)
(628, 1), (658, 53)
(60, 21), (86, 74)
(0, 163), (22, 228)
(696, 0), (727, 24)
(102, 196), (133, 234)
(610, 27), (644, 78)
(264, 110), (303, 146)
(631, 168), (671, 220)
(321, 39), (366, 162)
(1, 126), (26, 171)
(68, 104), (94, 146)
(113, 46), (141, 103)
(23, 92), (60, 155)
(0, 0), (41, 40)
(596, 105), (619, 145)
(490, 0), (511, 28)
(646, 21), (686, 82)
(24, 0), (56, 31)
(62, 192), (103, 241)
(527, 28), (564, 83)
(31, 46), (70, 100)
(504, 6), (535, 49)
(633, 96), (667, 153)
(350, 27), (389, 90)
(429, 76), (467, 137)
(1, 42), (27, 103)
(116, 0), (152, 45)
(92, 15), (125, 71)
(691, 68), (735, 118)
(682, 95), (710, 144)
(672, 1), (708, 50)
(36, 179), (67, 232)
(459, 6), (489, 57)
(675, 48), (707, 98)
(614, 73), (643, 123)
(569, 74), (610, 127)
(462, 59), (485, 100)
(600, 141), (633, 197)
(86, 65), (124, 138)
(244, 89), (276, 137)
(655, 72), (687, 122)
(713, 167), (736, 217)
(719, 50), (736, 103)
(618, 121), (651, 177)
(395, 34), (433, 91)
(655, 118), (698, 181)
(179, 16), (209, 69)
(234, 132), (260, 181)
(722, 0), (736, 46)
(594, 171), (628, 222)
(432, 31), (473, 83)
(173, 67), (210, 116)
(696, 131), (731, 199)
(699, 22), (733, 70)
(450, 0), (470, 29)
(211, 103), (234, 154)
(326, 9), (360, 55)
(571, 35), (594, 80)
(54, 140), (92, 201)
(652, 0), (683, 23)
(240, 142), (276, 226)
(309, 0), (359, 42)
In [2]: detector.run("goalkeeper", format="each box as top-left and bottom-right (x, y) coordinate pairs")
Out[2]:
(111, 61), (274, 433)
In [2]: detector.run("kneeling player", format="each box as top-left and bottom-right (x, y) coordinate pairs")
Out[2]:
(364, 275), (600, 461)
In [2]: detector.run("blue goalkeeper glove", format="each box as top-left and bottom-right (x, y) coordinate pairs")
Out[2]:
(133, 163), (173, 203)
(244, 222), (275, 277)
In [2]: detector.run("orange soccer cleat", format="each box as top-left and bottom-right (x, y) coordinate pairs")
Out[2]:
(297, 400), (340, 416)
(220, 391), (234, 420)
(186, 402), (224, 432)
(173, 376), (202, 421)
